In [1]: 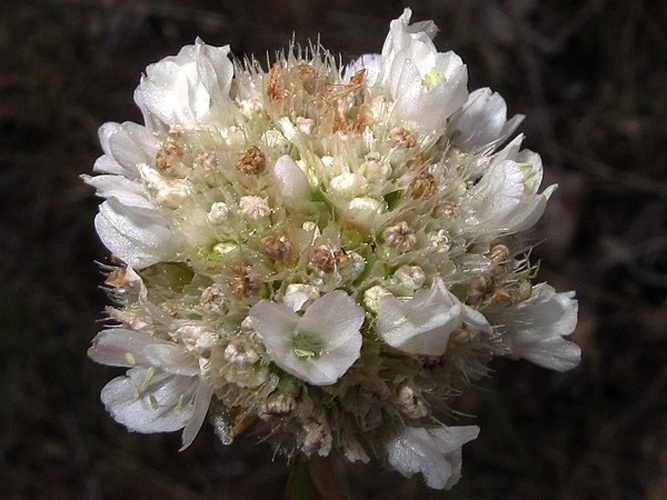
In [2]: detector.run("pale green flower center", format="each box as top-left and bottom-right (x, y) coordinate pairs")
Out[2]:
(422, 67), (446, 90)
(291, 331), (324, 360)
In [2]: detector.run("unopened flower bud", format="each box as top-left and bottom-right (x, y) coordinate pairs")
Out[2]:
(239, 196), (270, 220)
(207, 202), (229, 225)
(395, 265), (426, 290)
(383, 221), (417, 252)
(363, 285), (391, 311)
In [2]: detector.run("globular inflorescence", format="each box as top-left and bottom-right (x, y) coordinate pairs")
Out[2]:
(84, 9), (580, 490)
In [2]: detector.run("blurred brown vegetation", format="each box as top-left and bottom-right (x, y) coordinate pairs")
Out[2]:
(1, 0), (666, 498)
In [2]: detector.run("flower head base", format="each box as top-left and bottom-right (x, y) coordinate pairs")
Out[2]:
(86, 8), (579, 490)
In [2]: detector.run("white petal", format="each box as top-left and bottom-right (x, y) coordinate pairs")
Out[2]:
(93, 154), (125, 176)
(95, 199), (177, 268)
(378, 9), (468, 131)
(299, 291), (365, 350)
(84, 175), (154, 210)
(377, 278), (486, 355)
(387, 425), (480, 490)
(194, 39), (234, 107)
(452, 87), (524, 150)
(89, 328), (159, 367)
(248, 299), (300, 358)
(494, 284), (580, 371)
(179, 378), (213, 450)
(272, 155), (310, 203)
(138, 60), (199, 128)
(465, 159), (554, 234)
(134, 41), (232, 129)
(89, 329), (200, 376)
(105, 122), (160, 179)
(101, 367), (198, 433)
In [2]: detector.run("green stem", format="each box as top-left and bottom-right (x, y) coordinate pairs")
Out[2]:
(287, 455), (349, 500)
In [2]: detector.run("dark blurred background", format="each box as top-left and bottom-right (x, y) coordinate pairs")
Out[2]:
(1, 1), (666, 498)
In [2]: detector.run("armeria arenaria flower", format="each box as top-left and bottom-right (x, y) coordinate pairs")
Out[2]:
(85, 9), (580, 490)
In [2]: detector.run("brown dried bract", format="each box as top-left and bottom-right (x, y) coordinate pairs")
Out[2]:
(236, 145), (266, 175)
(390, 127), (417, 148)
(409, 171), (437, 199)
(104, 267), (127, 288)
(229, 266), (262, 299)
(488, 244), (511, 271)
(435, 200), (459, 218)
(383, 221), (417, 252)
(155, 139), (184, 170)
(294, 63), (317, 93)
(350, 102), (373, 132)
(311, 245), (348, 274)
(468, 273), (513, 305)
(518, 279), (533, 301)
(260, 234), (292, 262)
(267, 63), (285, 100)
(323, 68), (365, 102)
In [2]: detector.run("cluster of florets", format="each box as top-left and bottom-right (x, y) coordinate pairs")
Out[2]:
(85, 9), (579, 490)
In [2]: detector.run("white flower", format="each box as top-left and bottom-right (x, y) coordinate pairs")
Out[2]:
(451, 87), (524, 151)
(249, 291), (365, 386)
(493, 283), (580, 371)
(138, 164), (191, 207)
(377, 278), (491, 355)
(134, 38), (234, 131)
(83, 123), (180, 268)
(387, 425), (480, 490)
(462, 138), (556, 235)
(375, 8), (468, 132)
(88, 328), (212, 450)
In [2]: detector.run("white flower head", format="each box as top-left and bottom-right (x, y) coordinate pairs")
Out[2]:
(85, 8), (579, 485)
(394, 265), (426, 291)
(249, 291), (365, 386)
(387, 425), (480, 490)
(363, 285), (392, 311)
(377, 278), (491, 356)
